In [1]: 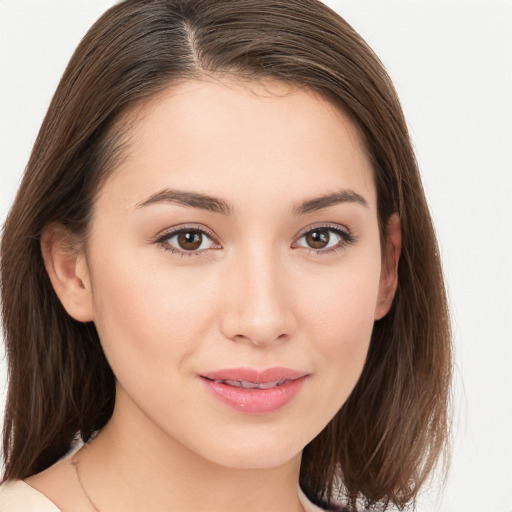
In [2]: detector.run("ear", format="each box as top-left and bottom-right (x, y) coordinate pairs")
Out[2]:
(374, 213), (402, 320)
(40, 224), (94, 322)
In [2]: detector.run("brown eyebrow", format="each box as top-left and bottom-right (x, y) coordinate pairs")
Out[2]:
(136, 189), (233, 215)
(136, 188), (368, 216)
(292, 189), (368, 215)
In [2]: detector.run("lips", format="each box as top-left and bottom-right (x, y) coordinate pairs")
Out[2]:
(201, 367), (306, 383)
(200, 367), (308, 414)
(213, 379), (288, 390)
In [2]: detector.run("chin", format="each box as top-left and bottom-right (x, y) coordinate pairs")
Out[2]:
(189, 425), (309, 470)
(209, 445), (302, 470)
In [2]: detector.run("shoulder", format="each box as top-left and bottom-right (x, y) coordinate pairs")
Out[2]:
(1, 477), (344, 512)
(0, 480), (61, 511)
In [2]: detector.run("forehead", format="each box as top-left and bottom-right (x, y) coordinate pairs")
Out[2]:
(99, 79), (376, 213)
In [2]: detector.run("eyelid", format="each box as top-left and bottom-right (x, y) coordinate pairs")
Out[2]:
(155, 223), (218, 241)
(155, 224), (221, 255)
(293, 222), (352, 240)
(153, 222), (354, 256)
(292, 222), (355, 253)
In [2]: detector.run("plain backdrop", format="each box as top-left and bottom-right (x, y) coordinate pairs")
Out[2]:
(1, 1), (511, 511)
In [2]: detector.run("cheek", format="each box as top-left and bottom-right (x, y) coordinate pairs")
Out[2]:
(301, 258), (380, 341)
(299, 257), (381, 391)
(88, 251), (220, 382)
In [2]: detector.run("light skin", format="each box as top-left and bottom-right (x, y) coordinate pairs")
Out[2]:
(31, 79), (401, 512)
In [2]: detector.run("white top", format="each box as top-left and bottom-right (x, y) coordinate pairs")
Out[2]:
(0, 480), (61, 511)
(0, 479), (329, 512)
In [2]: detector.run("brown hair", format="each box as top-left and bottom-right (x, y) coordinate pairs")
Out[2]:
(1, 1), (451, 509)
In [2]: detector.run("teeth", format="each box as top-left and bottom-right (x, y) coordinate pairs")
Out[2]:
(241, 381), (259, 389)
(219, 379), (287, 389)
(259, 379), (286, 389)
(258, 381), (277, 389)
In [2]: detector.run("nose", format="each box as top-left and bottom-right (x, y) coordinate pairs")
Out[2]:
(219, 247), (296, 347)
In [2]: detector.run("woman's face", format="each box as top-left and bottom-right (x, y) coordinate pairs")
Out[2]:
(74, 80), (395, 469)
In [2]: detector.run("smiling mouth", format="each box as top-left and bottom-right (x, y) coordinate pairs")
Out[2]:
(200, 371), (308, 414)
(204, 378), (292, 390)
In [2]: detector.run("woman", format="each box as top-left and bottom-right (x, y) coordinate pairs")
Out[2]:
(0, 1), (451, 511)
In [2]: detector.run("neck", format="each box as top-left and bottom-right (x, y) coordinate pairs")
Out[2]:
(76, 388), (305, 512)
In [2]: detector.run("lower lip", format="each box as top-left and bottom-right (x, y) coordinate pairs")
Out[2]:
(201, 376), (307, 414)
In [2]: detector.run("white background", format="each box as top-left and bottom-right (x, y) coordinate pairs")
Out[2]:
(1, 1), (511, 511)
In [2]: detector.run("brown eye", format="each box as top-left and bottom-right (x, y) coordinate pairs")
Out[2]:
(294, 226), (352, 253)
(177, 230), (203, 250)
(305, 229), (330, 249)
(159, 227), (218, 254)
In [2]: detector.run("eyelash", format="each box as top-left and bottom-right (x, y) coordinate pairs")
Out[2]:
(155, 223), (355, 257)
(155, 224), (219, 257)
(294, 223), (355, 255)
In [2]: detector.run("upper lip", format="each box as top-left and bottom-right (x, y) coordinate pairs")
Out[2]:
(200, 367), (308, 383)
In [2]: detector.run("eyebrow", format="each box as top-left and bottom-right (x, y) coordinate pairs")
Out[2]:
(292, 189), (368, 215)
(136, 188), (368, 216)
(136, 189), (233, 215)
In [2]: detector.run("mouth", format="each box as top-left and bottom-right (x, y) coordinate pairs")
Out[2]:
(200, 367), (309, 414)
(200, 366), (307, 383)
(204, 378), (291, 390)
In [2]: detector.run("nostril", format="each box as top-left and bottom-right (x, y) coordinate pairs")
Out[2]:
(218, 282), (297, 346)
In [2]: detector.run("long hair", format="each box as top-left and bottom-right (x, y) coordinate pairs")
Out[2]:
(1, 1), (451, 509)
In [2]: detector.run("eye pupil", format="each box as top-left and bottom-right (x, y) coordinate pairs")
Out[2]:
(306, 229), (329, 249)
(178, 231), (202, 250)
